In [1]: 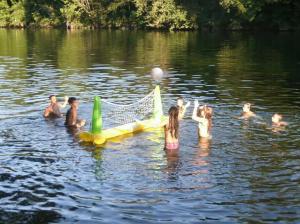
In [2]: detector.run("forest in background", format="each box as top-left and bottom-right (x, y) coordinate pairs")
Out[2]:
(0, 0), (299, 31)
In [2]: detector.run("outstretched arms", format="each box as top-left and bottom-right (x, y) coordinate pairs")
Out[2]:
(192, 100), (207, 123)
(59, 96), (69, 109)
(192, 100), (201, 122)
(178, 101), (190, 119)
(185, 101), (191, 109)
(182, 101), (190, 115)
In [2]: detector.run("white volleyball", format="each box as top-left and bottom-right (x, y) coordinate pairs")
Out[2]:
(151, 67), (164, 81)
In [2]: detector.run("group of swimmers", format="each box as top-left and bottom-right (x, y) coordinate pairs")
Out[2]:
(44, 95), (85, 128)
(164, 98), (288, 150)
(241, 102), (287, 126)
(44, 95), (288, 149)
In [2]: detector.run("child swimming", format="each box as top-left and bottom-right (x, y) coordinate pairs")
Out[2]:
(65, 97), (86, 128)
(164, 106), (179, 150)
(192, 100), (212, 139)
(272, 113), (288, 126)
(177, 96), (190, 120)
(241, 103), (256, 119)
(44, 95), (68, 118)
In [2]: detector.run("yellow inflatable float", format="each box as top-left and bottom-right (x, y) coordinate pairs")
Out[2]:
(79, 86), (167, 145)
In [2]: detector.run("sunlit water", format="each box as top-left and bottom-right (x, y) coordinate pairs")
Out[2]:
(0, 30), (300, 223)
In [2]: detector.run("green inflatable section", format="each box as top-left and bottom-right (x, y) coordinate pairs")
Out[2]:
(91, 96), (102, 134)
(90, 85), (162, 135)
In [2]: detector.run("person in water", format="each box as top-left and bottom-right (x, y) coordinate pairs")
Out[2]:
(241, 103), (256, 119)
(192, 100), (213, 139)
(177, 96), (190, 120)
(164, 106), (179, 150)
(44, 95), (68, 118)
(65, 97), (86, 128)
(272, 113), (288, 126)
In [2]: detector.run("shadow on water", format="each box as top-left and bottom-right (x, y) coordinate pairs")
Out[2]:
(195, 138), (211, 166)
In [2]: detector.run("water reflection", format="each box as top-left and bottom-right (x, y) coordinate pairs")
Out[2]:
(164, 148), (180, 180)
(193, 139), (211, 174)
(0, 29), (300, 223)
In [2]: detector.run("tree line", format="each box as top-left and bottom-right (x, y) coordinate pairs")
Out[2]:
(0, 0), (299, 30)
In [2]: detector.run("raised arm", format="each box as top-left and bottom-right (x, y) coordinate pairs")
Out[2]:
(192, 100), (203, 123)
(184, 101), (191, 109)
(181, 101), (190, 118)
(59, 96), (69, 109)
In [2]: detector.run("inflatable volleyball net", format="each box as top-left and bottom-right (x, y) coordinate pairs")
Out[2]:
(79, 85), (167, 145)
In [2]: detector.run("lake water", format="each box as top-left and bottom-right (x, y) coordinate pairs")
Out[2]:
(0, 29), (300, 223)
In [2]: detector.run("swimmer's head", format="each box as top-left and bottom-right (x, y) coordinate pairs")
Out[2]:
(272, 113), (282, 123)
(177, 97), (184, 107)
(197, 106), (205, 117)
(49, 95), (57, 103)
(197, 105), (212, 119)
(243, 103), (251, 113)
(68, 97), (78, 107)
(168, 106), (179, 119)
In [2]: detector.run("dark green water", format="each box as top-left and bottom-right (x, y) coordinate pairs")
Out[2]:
(0, 29), (300, 223)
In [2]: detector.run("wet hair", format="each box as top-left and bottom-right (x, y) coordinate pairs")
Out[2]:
(68, 97), (77, 105)
(206, 107), (213, 133)
(49, 95), (55, 99)
(197, 105), (210, 118)
(197, 105), (213, 132)
(167, 106), (179, 139)
(196, 106), (203, 117)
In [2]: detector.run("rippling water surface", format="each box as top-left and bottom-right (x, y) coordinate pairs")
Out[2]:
(0, 30), (300, 223)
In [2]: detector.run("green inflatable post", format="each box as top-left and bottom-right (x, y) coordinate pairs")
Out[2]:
(153, 85), (163, 121)
(91, 96), (102, 134)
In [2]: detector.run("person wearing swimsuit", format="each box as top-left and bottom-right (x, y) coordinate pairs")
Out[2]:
(164, 106), (180, 150)
(241, 103), (256, 119)
(272, 113), (288, 127)
(65, 97), (86, 128)
(192, 100), (213, 140)
(44, 95), (68, 118)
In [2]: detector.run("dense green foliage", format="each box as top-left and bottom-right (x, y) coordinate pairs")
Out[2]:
(0, 0), (299, 30)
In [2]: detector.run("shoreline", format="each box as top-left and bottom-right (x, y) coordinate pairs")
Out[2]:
(0, 26), (299, 32)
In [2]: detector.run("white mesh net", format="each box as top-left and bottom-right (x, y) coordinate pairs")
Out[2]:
(102, 90), (155, 126)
